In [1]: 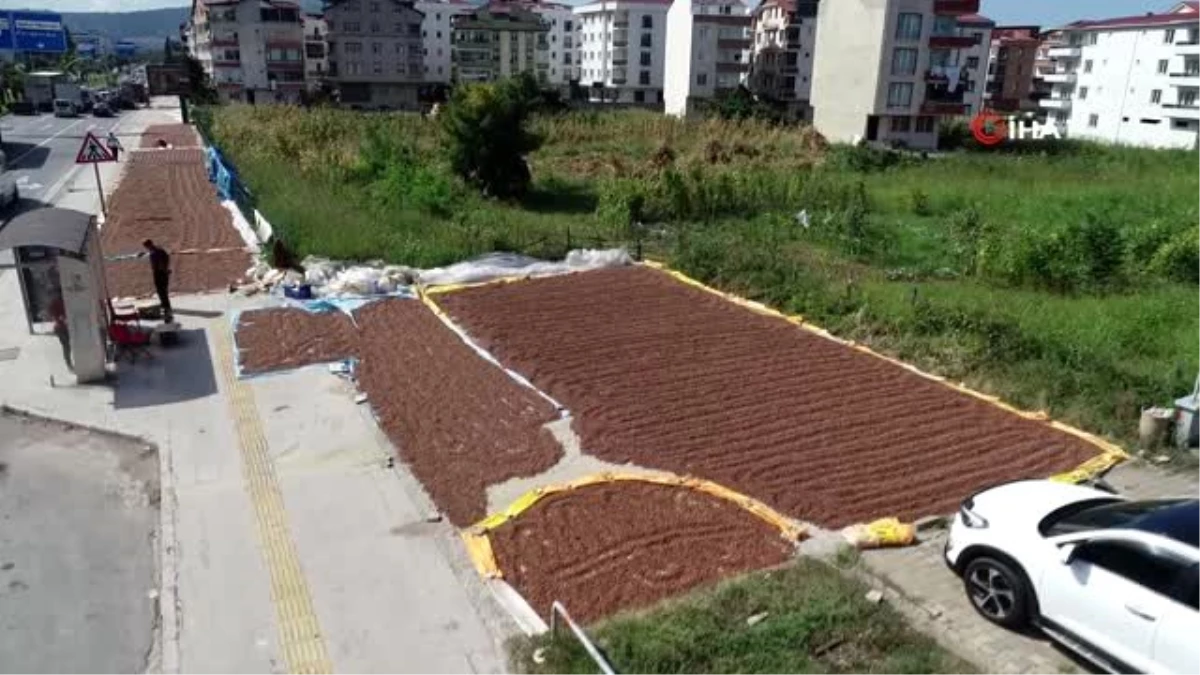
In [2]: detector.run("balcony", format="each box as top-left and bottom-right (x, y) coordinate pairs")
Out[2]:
(1038, 96), (1071, 110)
(716, 61), (750, 73)
(1047, 45), (1081, 58)
(612, 28), (628, 47)
(1176, 33), (1200, 53)
(928, 34), (978, 49)
(612, 47), (628, 64)
(1040, 71), (1076, 83)
(920, 100), (968, 115)
(1168, 70), (1200, 80)
(213, 58), (241, 67)
(717, 37), (751, 49)
(1163, 102), (1200, 119)
(933, 0), (979, 16)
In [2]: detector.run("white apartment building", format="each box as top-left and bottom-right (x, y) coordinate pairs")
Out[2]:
(749, 0), (817, 119)
(188, 0), (307, 104)
(533, 2), (578, 85)
(1039, 2), (1200, 149)
(810, 0), (987, 150)
(664, 0), (753, 116)
(303, 13), (328, 86)
(956, 12), (992, 116)
(415, 0), (472, 83)
(575, 0), (670, 104)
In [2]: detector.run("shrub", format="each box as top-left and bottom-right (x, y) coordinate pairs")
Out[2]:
(826, 143), (912, 173)
(1148, 227), (1200, 284)
(910, 188), (932, 216)
(441, 74), (543, 198)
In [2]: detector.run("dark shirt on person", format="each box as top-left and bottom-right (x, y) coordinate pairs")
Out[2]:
(148, 246), (170, 276)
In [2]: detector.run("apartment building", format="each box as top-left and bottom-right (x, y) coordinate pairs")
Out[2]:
(983, 25), (1039, 112)
(810, 0), (986, 150)
(663, 0), (753, 116)
(956, 13), (992, 116)
(1039, 2), (1199, 148)
(187, 0), (306, 104)
(533, 2), (578, 85)
(575, 0), (670, 104)
(452, 4), (550, 84)
(303, 13), (328, 86)
(324, 0), (425, 110)
(415, 0), (472, 83)
(748, 0), (818, 119)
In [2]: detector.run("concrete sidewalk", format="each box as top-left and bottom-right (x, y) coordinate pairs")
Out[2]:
(0, 100), (513, 673)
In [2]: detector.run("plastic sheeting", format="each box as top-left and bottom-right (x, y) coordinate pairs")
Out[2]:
(419, 249), (632, 289)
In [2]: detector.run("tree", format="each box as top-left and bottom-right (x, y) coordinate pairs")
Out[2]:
(440, 74), (543, 199)
(183, 54), (219, 104)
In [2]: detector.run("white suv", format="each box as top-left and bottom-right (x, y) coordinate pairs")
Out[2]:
(945, 479), (1198, 674)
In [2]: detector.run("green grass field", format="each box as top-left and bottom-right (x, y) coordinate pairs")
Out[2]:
(200, 103), (1199, 452)
(510, 559), (973, 674)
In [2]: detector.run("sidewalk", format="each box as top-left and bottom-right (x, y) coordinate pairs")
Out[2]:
(0, 99), (513, 673)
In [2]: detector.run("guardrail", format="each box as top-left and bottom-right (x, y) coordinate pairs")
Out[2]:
(549, 601), (615, 675)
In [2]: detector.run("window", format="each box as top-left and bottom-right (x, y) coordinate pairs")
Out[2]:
(966, 56), (979, 68)
(1079, 86), (1088, 99)
(640, 51), (651, 66)
(373, 61), (382, 74)
(409, 23), (421, 36)
(966, 79), (975, 92)
(697, 72), (708, 85)
(1183, 89), (1198, 106)
(394, 42), (403, 53)
(1141, 118), (1161, 124)
(395, 62), (406, 74)
(1158, 59), (1169, 73)
(1152, 89), (1162, 103)
(565, 20), (573, 31)
(372, 41), (381, 54)
(886, 81), (913, 107)
(891, 47), (917, 75)
(634, 90), (645, 103)
(369, 1), (379, 10)
(565, 36), (572, 47)
(642, 14), (652, 29)
(639, 70), (650, 85)
(889, 116), (911, 132)
(345, 21), (361, 32)
(1165, 28), (1176, 43)
(915, 116), (934, 133)
(345, 41), (363, 54)
(1075, 541), (1191, 603)
(1083, 59), (1092, 73)
(1056, 111), (1068, 123)
(895, 13), (922, 41)
(1087, 32), (1097, 45)
(972, 31), (982, 43)
(1088, 113), (1099, 127)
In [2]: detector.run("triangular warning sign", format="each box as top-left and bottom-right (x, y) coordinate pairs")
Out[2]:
(76, 131), (115, 164)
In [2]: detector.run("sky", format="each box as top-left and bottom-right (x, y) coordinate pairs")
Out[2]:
(0, 0), (1179, 26)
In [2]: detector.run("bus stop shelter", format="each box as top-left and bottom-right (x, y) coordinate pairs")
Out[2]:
(0, 208), (110, 383)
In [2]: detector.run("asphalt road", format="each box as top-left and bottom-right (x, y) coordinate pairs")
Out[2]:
(0, 410), (160, 673)
(1, 110), (126, 212)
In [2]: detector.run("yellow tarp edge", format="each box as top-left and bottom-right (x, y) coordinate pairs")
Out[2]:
(642, 259), (1129, 484)
(423, 275), (533, 296)
(461, 472), (808, 583)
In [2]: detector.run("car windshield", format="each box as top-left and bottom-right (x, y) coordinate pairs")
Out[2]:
(1042, 498), (1199, 547)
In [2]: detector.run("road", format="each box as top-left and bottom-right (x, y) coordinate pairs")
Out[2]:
(0, 410), (159, 673)
(1, 110), (126, 212)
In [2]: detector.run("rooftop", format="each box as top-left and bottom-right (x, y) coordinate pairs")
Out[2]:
(1061, 1), (1199, 31)
(957, 13), (995, 27)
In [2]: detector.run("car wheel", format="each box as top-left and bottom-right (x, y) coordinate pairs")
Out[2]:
(963, 556), (1031, 629)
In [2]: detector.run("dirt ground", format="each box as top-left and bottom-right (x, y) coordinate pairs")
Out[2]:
(139, 123), (200, 148)
(437, 266), (1103, 528)
(102, 146), (250, 298)
(489, 481), (794, 623)
(353, 299), (562, 526)
(235, 308), (358, 375)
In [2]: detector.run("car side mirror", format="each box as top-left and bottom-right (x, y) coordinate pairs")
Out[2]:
(1058, 543), (1078, 565)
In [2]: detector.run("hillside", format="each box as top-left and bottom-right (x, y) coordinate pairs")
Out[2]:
(61, 7), (189, 43)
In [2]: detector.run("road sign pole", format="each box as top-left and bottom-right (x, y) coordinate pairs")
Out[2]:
(93, 162), (106, 216)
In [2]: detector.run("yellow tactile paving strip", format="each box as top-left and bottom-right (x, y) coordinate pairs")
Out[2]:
(213, 325), (333, 674)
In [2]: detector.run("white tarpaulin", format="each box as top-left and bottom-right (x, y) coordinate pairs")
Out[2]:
(418, 249), (632, 288)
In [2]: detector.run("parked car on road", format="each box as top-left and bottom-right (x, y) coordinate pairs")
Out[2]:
(52, 99), (78, 117)
(93, 102), (114, 118)
(0, 150), (20, 214)
(945, 479), (1198, 674)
